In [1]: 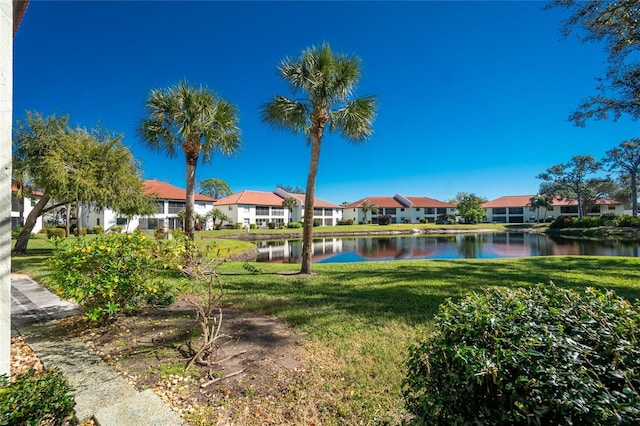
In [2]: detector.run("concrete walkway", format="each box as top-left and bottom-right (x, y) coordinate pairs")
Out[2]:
(11, 275), (183, 425)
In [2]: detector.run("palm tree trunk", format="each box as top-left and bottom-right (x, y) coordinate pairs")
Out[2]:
(13, 193), (51, 254)
(76, 201), (83, 236)
(632, 172), (638, 218)
(185, 153), (198, 240)
(301, 112), (327, 274)
(65, 203), (71, 237)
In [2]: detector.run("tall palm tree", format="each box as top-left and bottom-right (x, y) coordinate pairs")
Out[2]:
(262, 43), (377, 274)
(529, 195), (551, 223)
(139, 80), (241, 240)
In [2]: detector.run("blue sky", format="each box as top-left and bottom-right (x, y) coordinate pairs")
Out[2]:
(13, 1), (639, 205)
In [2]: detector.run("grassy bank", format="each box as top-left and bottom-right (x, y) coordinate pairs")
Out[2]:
(13, 252), (640, 424)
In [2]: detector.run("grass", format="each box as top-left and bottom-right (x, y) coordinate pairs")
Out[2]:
(12, 235), (640, 424)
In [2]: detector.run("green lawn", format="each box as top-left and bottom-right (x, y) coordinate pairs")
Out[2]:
(12, 237), (639, 424)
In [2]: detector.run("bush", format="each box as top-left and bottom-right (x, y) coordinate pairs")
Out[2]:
(0, 368), (75, 425)
(313, 219), (322, 227)
(11, 226), (22, 239)
(337, 219), (354, 226)
(154, 226), (165, 240)
(403, 284), (640, 425)
(599, 213), (617, 226)
(73, 228), (87, 236)
(614, 214), (640, 228)
(549, 215), (575, 229)
(235, 222), (243, 229)
(110, 225), (124, 233)
(47, 230), (179, 321)
(268, 222), (276, 229)
(92, 225), (104, 235)
(378, 215), (392, 225)
(46, 228), (66, 239)
(250, 223), (257, 230)
(419, 218), (427, 224)
(287, 222), (302, 228)
(573, 217), (600, 228)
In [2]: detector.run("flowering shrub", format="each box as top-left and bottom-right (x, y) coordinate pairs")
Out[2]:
(48, 230), (181, 321)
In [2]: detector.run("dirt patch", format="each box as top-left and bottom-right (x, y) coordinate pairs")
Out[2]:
(58, 300), (306, 423)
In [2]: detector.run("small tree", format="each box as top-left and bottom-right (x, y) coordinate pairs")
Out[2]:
(360, 201), (379, 224)
(282, 196), (298, 224)
(529, 194), (551, 222)
(603, 139), (640, 217)
(199, 177), (232, 200)
(455, 192), (487, 223)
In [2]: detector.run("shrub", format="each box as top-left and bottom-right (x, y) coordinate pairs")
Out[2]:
(0, 368), (75, 425)
(110, 225), (124, 233)
(549, 215), (575, 229)
(250, 223), (258, 230)
(573, 217), (600, 228)
(92, 225), (104, 235)
(47, 230), (179, 321)
(235, 222), (243, 229)
(337, 219), (354, 226)
(598, 213), (617, 226)
(287, 222), (302, 228)
(154, 226), (165, 240)
(419, 218), (427, 224)
(403, 284), (640, 425)
(614, 214), (640, 228)
(268, 222), (276, 229)
(378, 215), (392, 225)
(73, 228), (87, 236)
(313, 219), (322, 227)
(11, 226), (22, 239)
(46, 228), (66, 239)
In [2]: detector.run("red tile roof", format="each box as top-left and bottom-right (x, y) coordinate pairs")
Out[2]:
(214, 190), (286, 206)
(482, 195), (535, 208)
(285, 193), (341, 209)
(143, 180), (214, 202)
(345, 197), (404, 209)
(404, 197), (455, 208)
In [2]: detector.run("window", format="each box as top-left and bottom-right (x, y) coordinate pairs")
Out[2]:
(256, 206), (269, 216)
(508, 207), (524, 215)
(314, 208), (323, 216)
(272, 208), (284, 216)
(560, 206), (579, 214)
(425, 208), (434, 215)
(385, 208), (397, 215)
(96, 218), (100, 226)
(11, 195), (20, 212)
(493, 208), (507, 215)
(168, 201), (185, 214)
(155, 201), (164, 214)
(436, 208), (447, 215)
(400, 208), (405, 212)
(608, 205), (616, 210)
(244, 206), (250, 213)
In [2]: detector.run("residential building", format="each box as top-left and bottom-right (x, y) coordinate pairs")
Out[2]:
(84, 180), (215, 232)
(213, 188), (343, 228)
(343, 194), (456, 224)
(483, 195), (625, 223)
(11, 187), (43, 233)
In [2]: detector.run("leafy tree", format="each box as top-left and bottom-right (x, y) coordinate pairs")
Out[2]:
(549, 1), (640, 125)
(138, 80), (241, 240)
(262, 43), (377, 274)
(537, 155), (602, 219)
(360, 201), (379, 224)
(12, 112), (149, 254)
(529, 194), (552, 222)
(455, 192), (487, 223)
(199, 177), (232, 200)
(277, 183), (304, 194)
(282, 196), (298, 224)
(603, 138), (640, 216)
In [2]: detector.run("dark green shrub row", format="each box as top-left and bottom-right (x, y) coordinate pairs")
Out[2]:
(615, 214), (640, 227)
(403, 284), (640, 425)
(337, 219), (354, 225)
(287, 222), (302, 228)
(92, 225), (104, 234)
(11, 227), (36, 239)
(378, 215), (392, 225)
(0, 368), (75, 425)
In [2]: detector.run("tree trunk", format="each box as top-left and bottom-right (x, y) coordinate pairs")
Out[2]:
(632, 172), (638, 218)
(185, 153), (198, 241)
(300, 110), (327, 274)
(13, 193), (51, 254)
(65, 203), (71, 237)
(76, 201), (83, 236)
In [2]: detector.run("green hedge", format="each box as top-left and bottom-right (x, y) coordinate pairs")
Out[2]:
(403, 284), (640, 425)
(0, 368), (75, 425)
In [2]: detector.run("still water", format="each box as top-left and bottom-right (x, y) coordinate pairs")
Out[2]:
(255, 232), (640, 264)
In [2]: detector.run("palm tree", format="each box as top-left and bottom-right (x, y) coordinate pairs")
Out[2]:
(360, 201), (379, 224)
(262, 43), (377, 274)
(138, 80), (241, 240)
(529, 195), (551, 223)
(282, 196), (298, 224)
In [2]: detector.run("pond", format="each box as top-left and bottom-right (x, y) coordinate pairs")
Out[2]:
(254, 232), (640, 263)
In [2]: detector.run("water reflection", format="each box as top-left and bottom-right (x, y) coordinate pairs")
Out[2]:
(254, 233), (640, 263)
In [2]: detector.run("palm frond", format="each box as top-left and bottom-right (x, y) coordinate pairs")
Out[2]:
(261, 96), (309, 134)
(330, 96), (377, 142)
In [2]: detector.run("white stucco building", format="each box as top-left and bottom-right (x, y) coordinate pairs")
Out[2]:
(343, 194), (456, 224)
